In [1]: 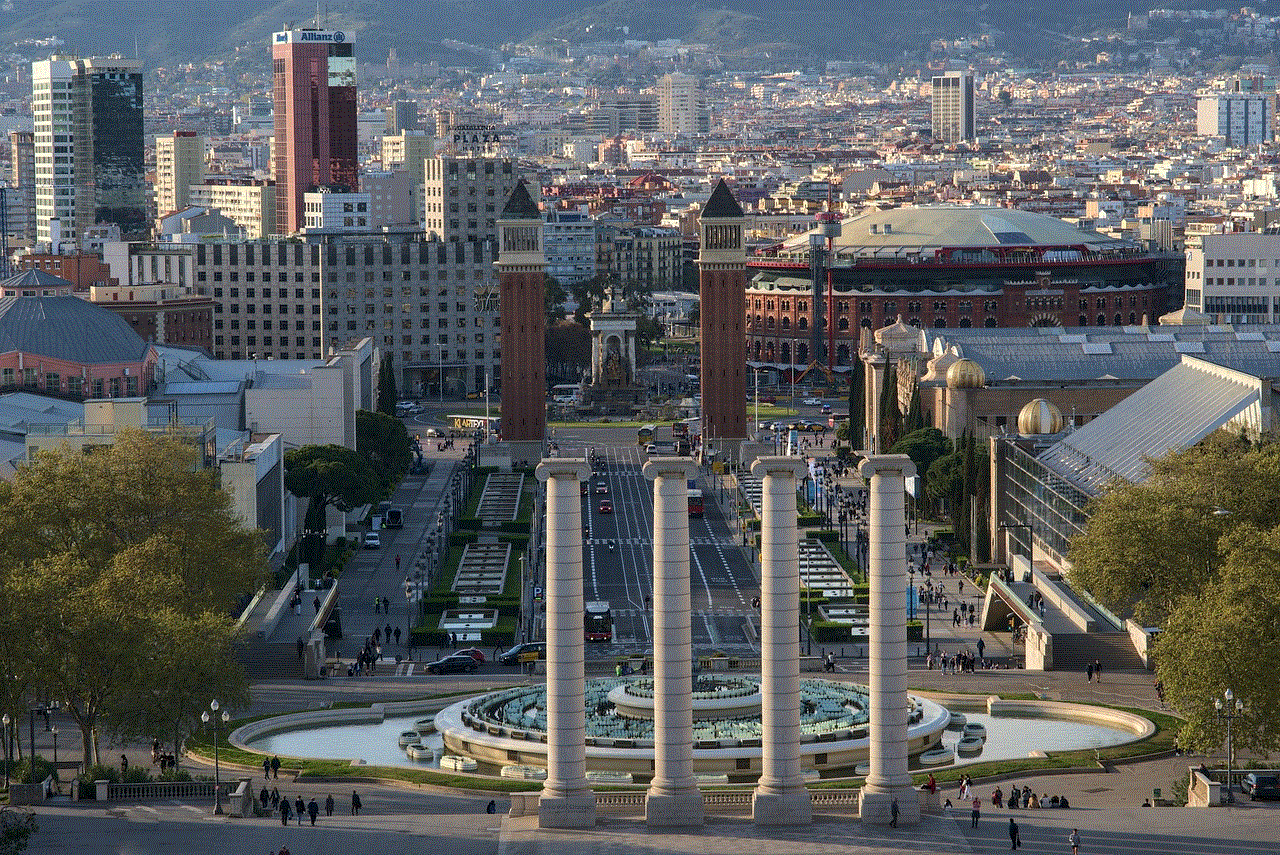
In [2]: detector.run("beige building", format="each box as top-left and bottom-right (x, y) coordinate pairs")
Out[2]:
(188, 179), (276, 239)
(381, 131), (434, 222)
(422, 154), (518, 243)
(657, 73), (708, 135)
(155, 131), (206, 216)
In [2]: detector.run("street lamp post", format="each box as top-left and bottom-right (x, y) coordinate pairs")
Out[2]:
(201, 700), (229, 815)
(1216, 689), (1245, 804)
(50, 727), (57, 766)
(2, 713), (9, 790)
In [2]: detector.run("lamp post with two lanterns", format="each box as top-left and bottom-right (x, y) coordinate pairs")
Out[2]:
(1215, 689), (1245, 804)
(201, 700), (229, 814)
(2, 712), (10, 790)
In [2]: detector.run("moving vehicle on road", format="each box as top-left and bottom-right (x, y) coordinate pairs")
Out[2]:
(456, 647), (486, 664)
(637, 424), (657, 446)
(802, 397), (823, 406)
(425, 654), (478, 674)
(363, 532), (381, 549)
(1242, 773), (1280, 800)
(385, 508), (403, 528)
(585, 601), (613, 642)
(498, 641), (546, 665)
(687, 489), (704, 517)
(598, 499), (613, 514)
(595, 481), (609, 494)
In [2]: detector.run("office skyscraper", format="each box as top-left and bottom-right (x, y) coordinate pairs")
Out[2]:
(657, 73), (709, 135)
(32, 55), (145, 246)
(271, 28), (357, 235)
(931, 71), (975, 143)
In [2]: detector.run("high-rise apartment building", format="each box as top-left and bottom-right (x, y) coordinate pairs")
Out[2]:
(154, 131), (206, 215)
(188, 178), (276, 239)
(381, 131), (434, 221)
(385, 100), (418, 134)
(32, 54), (145, 246)
(271, 28), (358, 236)
(422, 154), (517, 243)
(1196, 92), (1275, 146)
(931, 71), (976, 143)
(9, 130), (36, 243)
(657, 73), (709, 135)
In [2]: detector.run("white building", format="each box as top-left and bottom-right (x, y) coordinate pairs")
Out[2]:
(1196, 92), (1274, 146)
(544, 205), (597, 285)
(155, 131), (206, 215)
(188, 179), (276, 239)
(303, 190), (371, 233)
(1185, 232), (1280, 323)
(422, 154), (518, 243)
(657, 73), (708, 135)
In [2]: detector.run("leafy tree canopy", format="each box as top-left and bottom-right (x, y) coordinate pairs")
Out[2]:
(284, 444), (382, 515)
(376, 355), (398, 417)
(890, 427), (952, 478)
(356, 409), (413, 499)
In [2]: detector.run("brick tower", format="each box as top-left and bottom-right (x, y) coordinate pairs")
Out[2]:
(497, 180), (546, 463)
(698, 179), (748, 463)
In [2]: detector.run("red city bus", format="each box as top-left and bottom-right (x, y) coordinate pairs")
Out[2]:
(687, 488), (704, 517)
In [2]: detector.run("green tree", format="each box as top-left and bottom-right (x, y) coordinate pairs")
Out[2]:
(1155, 524), (1280, 755)
(546, 319), (591, 379)
(107, 606), (248, 766)
(904, 381), (925, 433)
(544, 274), (568, 324)
(878, 361), (902, 451)
(1067, 433), (1279, 625)
(284, 445), (381, 569)
(687, 301), (700, 328)
(0, 808), (38, 854)
(571, 274), (609, 326)
(890, 427), (952, 478)
(356, 409), (413, 499)
(376, 355), (398, 417)
(847, 358), (864, 451)
(925, 449), (964, 519)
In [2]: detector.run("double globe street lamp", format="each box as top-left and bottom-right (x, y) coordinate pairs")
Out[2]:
(201, 700), (230, 814)
(1215, 689), (1245, 804)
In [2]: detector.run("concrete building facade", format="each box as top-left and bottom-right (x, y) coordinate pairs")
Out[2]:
(1196, 91), (1274, 146)
(931, 71), (976, 143)
(155, 131), (206, 216)
(423, 154), (517, 243)
(1185, 231), (1280, 322)
(657, 73), (709, 135)
(188, 179), (276, 239)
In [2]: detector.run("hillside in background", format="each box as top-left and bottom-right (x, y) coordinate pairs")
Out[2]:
(0, 0), (1226, 67)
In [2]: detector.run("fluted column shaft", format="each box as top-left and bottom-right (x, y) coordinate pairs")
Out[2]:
(534, 458), (594, 828)
(751, 456), (812, 825)
(643, 457), (703, 827)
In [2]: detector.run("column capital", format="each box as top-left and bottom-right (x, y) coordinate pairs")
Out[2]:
(750, 456), (807, 481)
(536, 458), (590, 483)
(643, 457), (698, 482)
(857, 453), (916, 480)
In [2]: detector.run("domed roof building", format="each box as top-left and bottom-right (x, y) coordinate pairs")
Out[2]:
(945, 358), (985, 390)
(745, 204), (1180, 373)
(1017, 398), (1064, 436)
(0, 270), (156, 399)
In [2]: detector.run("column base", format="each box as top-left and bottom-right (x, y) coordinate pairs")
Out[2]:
(752, 787), (812, 825)
(505, 440), (544, 467)
(859, 787), (920, 827)
(537, 792), (596, 829)
(645, 790), (704, 827)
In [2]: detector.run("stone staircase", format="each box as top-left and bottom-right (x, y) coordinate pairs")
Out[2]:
(236, 640), (306, 681)
(1050, 631), (1148, 673)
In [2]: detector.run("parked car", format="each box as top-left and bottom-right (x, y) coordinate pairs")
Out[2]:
(455, 647), (486, 664)
(363, 532), (381, 549)
(498, 641), (546, 665)
(425, 654), (478, 675)
(1242, 773), (1280, 800)
(598, 499), (613, 514)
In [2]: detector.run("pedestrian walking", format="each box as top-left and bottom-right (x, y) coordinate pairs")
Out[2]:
(270, 755), (280, 779)
(271, 787), (280, 809)
(313, 595), (320, 613)
(1068, 828), (1081, 854)
(1085, 662), (1094, 682)
(971, 796), (981, 828)
(295, 796), (305, 825)
(374, 596), (381, 614)
(279, 799), (290, 826)
(395, 554), (401, 571)
(394, 627), (402, 645)
(486, 799), (496, 814)
(890, 798), (899, 828)
(307, 797), (319, 826)
(263, 756), (271, 779)
(1008, 817), (1021, 849)
(325, 793), (334, 816)
(259, 786), (269, 810)
(351, 789), (362, 815)
(386, 623), (392, 643)
(1093, 659), (1102, 683)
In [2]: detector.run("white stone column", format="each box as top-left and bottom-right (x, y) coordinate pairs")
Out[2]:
(857, 453), (920, 826)
(534, 458), (595, 829)
(751, 456), (812, 825)
(643, 456), (703, 827)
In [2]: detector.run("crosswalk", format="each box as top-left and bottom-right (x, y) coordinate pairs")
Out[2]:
(584, 538), (728, 547)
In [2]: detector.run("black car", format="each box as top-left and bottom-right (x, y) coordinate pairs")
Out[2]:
(425, 654), (478, 674)
(1241, 773), (1280, 800)
(498, 641), (546, 665)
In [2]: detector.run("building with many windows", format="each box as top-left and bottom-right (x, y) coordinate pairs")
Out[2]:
(543, 205), (597, 286)
(931, 71), (976, 143)
(1196, 90), (1274, 147)
(271, 28), (358, 235)
(155, 131), (206, 216)
(657, 72), (709, 135)
(89, 280), (213, 350)
(188, 179), (276, 239)
(1184, 231), (1280, 323)
(32, 54), (145, 246)
(422, 155), (517, 243)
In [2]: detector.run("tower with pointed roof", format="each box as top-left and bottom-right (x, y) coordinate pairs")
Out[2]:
(698, 179), (748, 461)
(497, 180), (546, 462)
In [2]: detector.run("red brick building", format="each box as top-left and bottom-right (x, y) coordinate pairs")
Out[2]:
(89, 282), (214, 352)
(16, 252), (117, 292)
(698, 179), (748, 461)
(497, 181), (546, 462)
